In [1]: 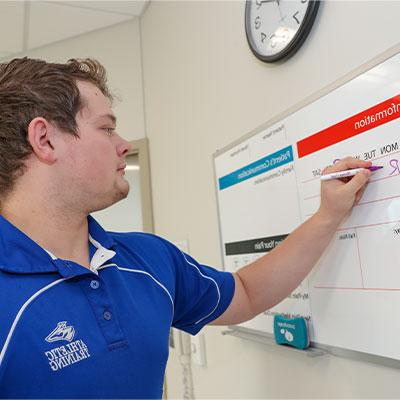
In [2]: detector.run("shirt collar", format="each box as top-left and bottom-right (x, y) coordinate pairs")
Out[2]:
(0, 214), (116, 276)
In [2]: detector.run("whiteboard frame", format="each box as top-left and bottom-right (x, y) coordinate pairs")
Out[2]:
(212, 42), (400, 368)
(222, 326), (400, 369)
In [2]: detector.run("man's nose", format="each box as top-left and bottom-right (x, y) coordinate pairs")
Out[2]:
(117, 136), (132, 157)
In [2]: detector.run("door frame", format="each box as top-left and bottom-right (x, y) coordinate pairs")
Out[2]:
(127, 138), (154, 233)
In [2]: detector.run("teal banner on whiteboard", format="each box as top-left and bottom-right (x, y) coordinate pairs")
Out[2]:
(218, 145), (294, 190)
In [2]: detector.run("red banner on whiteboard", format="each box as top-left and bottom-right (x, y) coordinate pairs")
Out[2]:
(296, 94), (400, 158)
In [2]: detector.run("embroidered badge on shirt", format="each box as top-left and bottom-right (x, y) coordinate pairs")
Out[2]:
(44, 321), (91, 371)
(45, 321), (75, 343)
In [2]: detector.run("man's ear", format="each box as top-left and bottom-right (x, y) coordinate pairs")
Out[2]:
(27, 117), (57, 164)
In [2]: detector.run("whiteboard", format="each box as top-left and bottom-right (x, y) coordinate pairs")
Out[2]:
(214, 46), (400, 362)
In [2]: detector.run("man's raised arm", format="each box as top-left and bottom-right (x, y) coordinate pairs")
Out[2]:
(212, 157), (372, 325)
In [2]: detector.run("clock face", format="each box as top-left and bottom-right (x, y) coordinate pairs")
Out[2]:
(245, 0), (320, 63)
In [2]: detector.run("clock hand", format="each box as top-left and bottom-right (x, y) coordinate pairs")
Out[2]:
(256, 0), (277, 8)
(275, 0), (285, 21)
(257, 0), (285, 21)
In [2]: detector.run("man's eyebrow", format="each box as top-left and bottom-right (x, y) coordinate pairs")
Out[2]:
(97, 114), (117, 124)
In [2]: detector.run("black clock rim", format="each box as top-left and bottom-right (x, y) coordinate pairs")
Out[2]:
(245, 0), (320, 63)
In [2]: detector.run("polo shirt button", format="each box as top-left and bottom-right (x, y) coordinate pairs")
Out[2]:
(90, 280), (100, 289)
(103, 310), (112, 321)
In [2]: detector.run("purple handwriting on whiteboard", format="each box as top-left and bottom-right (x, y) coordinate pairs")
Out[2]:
(389, 159), (400, 175)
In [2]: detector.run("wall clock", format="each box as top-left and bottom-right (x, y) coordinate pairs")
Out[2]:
(245, 0), (320, 63)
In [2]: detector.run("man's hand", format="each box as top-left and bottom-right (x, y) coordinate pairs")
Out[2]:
(318, 157), (372, 223)
(211, 157), (372, 326)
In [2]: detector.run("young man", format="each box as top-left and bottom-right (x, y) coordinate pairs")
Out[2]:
(0, 58), (371, 398)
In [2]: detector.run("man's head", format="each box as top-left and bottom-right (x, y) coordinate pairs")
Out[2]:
(0, 57), (131, 213)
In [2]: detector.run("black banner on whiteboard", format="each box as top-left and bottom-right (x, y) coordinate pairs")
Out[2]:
(225, 234), (288, 255)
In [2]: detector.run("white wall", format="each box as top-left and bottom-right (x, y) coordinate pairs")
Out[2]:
(141, 1), (400, 398)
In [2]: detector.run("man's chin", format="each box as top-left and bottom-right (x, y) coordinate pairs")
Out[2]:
(90, 184), (130, 212)
(112, 183), (130, 204)
(119, 181), (130, 198)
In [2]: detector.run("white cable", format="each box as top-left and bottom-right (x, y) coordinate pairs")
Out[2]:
(178, 331), (195, 400)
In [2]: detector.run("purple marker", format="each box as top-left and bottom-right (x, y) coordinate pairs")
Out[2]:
(321, 165), (383, 181)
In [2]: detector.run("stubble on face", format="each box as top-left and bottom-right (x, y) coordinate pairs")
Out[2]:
(59, 81), (130, 214)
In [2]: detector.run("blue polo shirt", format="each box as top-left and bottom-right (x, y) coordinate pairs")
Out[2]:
(0, 215), (234, 399)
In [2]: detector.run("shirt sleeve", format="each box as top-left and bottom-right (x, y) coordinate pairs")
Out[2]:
(160, 239), (235, 335)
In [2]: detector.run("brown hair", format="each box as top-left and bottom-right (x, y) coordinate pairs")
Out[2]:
(0, 57), (112, 198)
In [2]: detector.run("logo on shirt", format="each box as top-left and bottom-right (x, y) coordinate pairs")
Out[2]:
(45, 321), (75, 343)
(44, 321), (91, 372)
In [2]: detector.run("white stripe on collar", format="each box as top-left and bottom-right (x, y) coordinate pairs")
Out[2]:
(42, 235), (116, 275)
(89, 234), (116, 271)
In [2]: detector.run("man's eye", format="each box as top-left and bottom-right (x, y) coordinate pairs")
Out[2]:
(103, 127), (115, 135)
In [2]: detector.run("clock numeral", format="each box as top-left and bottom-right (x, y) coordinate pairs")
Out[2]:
(256, 0), (262, 9)
(301, 0), (308, 3)
(254, 16), (261, 29)
(292, 11), (300, 24)
(261, 32), (267, 43)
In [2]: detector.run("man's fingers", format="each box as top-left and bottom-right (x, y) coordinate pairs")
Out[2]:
(322, 157), (372, 175)
(354, 184), (368, 203)
(345, 170), (371, 194)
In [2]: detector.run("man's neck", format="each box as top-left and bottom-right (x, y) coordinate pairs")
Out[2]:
(1, 198), (91, 269)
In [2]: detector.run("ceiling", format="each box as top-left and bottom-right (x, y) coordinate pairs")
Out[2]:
(0, 0), (149, 60)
